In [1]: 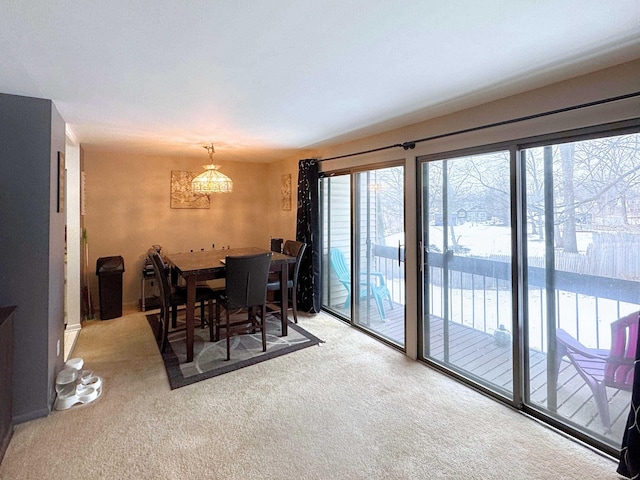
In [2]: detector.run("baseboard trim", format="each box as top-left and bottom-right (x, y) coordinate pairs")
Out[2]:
(12, 407), (50, 425)
(63, 329), (80, 361)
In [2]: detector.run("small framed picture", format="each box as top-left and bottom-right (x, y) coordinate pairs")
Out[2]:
(281, 173), (291, 211)
(57, 151), (65, 213)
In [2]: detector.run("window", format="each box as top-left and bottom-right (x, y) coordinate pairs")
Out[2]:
(418, 127), (640, 455)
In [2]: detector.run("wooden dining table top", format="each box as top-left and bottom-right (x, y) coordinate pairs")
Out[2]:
(165, 247), (294, 278)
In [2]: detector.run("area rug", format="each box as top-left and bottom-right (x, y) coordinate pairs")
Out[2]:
(146, 311), (323, 389)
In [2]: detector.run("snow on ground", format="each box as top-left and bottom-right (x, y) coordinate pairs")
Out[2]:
(386, 224), (638, 351)
(425, 223), (593, 257)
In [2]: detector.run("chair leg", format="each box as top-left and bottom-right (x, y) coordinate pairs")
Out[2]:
(260, 305), (267, 352)
(200, 300), (206, 329)
(225, 308), (231, 361)
(208, 300), (215, 342)
(161, 307), (170, 353)
(593, 382), (612, 433)
(156, 306), (164, 342)
(373, 292), (386, 321)
(161, 332), (168, 353)
(214, 302), (221, 342)
(343, 290), (351, 310)
(249, 307), (257, 333)
(171, 305), (178, 328)
(291, 286), (298, 324)
(552, 345), (566, 398)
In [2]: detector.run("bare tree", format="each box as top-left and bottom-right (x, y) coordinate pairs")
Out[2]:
(559, 143), (578, 252)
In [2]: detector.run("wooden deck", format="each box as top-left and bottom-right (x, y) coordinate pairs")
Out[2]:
(328, 299), (631, 446)
(328, 297), (405, 345)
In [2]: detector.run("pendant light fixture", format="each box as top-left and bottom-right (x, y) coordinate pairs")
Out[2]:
(191, 144), (233, 194)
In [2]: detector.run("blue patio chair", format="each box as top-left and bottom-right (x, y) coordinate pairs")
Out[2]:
(330, 248), (393, 320)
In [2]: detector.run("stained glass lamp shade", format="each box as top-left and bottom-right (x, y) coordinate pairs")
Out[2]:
(191, 144), (233, 194)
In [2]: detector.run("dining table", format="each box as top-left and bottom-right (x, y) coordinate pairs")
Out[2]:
(164, 247), (296, 363)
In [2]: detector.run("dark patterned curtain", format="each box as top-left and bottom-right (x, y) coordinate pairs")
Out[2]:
(618, 316), (640, 478)
(296, 159), (321, 313)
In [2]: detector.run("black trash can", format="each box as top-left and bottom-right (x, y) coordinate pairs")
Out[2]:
(96, 256), (125, 320)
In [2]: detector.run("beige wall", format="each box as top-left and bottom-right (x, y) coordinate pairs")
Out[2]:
(313, 59), (640, 169)
(84, 151), (276, 306)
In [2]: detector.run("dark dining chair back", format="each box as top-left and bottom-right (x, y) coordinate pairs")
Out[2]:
(149, 249), (170, 308)
(148, 249), (218, 352)
(270, 237), (283, 253)
(267, 240), (306, 323)
(284, 240), (306, 287)
(225, 253), (273, 309)
(217, 252), (273, 360)
(147, 249), (173, 350)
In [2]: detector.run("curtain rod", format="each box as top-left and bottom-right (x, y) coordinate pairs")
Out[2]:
(318, 91), (640, 162)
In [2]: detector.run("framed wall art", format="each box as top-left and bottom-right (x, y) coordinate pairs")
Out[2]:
(281, 173), (292, 211)
(170, 170), (210, 209)
(57, 151), (65, 213)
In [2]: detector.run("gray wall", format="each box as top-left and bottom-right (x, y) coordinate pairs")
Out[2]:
(0, 93), (66, 422)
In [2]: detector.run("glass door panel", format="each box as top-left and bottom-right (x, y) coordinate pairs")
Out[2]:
(321, 175), (352, 320)
(421, 152), (514, 397)
(321, 166), (405, 348)
(523, 134), (639, 449)
(353, 167), (405, 346)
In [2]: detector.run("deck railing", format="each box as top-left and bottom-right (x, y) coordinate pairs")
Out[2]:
(365, 245), (639, 352)
(423, 251), (640, 352)
(371, 244), (405, 306)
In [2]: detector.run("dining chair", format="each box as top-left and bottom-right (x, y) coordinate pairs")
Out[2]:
(171, 273), (220, 330)
(270, 237), (283, 253)
(147, 249), (220, 352)
(215, 252), (273, 361)
(267, 240), (306, 324)
(554, 311), (638, 433)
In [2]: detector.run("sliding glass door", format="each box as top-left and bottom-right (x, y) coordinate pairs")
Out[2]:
(419, 130), (639, 453)
(322, 165), (405, 348)
(420, 151), (514, 398)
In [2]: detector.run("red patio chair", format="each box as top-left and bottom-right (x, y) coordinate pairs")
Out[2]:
(555, 311), (638, 433)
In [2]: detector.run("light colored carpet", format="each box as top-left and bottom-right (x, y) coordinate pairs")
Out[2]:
(0, 311), (619, 479)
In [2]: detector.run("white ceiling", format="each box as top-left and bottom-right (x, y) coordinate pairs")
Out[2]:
(1, 1), (639, 162)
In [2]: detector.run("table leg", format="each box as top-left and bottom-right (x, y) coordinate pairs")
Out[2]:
(186, 276), (196, 362)
(280, 265), (289, 336)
